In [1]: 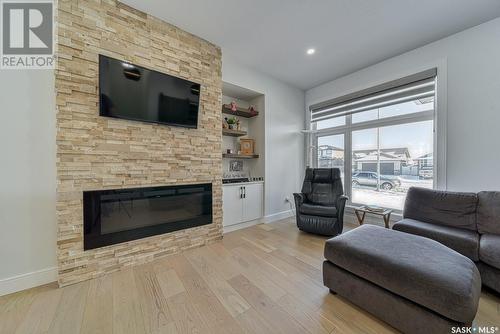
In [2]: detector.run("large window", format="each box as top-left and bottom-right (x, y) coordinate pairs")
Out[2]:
(310, 70), (436, 211)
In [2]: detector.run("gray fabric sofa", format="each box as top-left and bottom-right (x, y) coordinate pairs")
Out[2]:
(293, 168), (347, 236)
(393, 187), (500, 294)
(323, 225), (481, 334)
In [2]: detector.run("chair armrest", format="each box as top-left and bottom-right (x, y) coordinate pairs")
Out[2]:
(293, 193), (305, 209)
(336, 195), (348, 219)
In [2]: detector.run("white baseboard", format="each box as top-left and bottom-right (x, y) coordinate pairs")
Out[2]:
(263, 209), (295, 224)
(223, 218), (264, 233)
(223, 209), (296, 233)
(0, 267), (57, 297)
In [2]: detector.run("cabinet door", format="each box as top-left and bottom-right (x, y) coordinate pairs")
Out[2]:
(242, 183), (263, 222)
(222, 185), (243, 227)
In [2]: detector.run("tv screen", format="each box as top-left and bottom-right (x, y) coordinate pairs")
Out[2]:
(99, 55), (200, 128)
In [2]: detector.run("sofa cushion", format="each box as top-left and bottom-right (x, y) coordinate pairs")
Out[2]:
(403, 187), (478, 231)
(479, 234), (500, 270)
(476, 262), (500, 294)
(393, 219), (480, 261)
(300, 203), (337, 217)
(477, 191), (500, 235)
(324, 225), (481, 323)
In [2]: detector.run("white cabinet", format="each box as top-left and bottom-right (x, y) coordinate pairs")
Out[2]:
(242, 183), (263, 222)
(222, 184), (243, 227)
(223, 183), (263, 227)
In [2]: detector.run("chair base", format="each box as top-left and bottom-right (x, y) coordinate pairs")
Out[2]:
(296, 214), (342, 236)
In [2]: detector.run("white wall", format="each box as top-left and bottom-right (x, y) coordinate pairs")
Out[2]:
(223, 56), (305, 217)
(306, 18), (500, 192)
(0, 70), (57, 295)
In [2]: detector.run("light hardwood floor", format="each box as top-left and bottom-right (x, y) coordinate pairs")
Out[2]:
(1, 218), (499, 333)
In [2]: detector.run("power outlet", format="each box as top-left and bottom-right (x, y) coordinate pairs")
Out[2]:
(285, 196), (291, 203)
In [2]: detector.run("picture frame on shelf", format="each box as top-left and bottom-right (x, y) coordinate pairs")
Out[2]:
(229, 160), (243, 171)
(240, 139), (255, 155)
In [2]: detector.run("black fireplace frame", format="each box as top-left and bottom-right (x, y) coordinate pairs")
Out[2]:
(83, 183), (213, 250)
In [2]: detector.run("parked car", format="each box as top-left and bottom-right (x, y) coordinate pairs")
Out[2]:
(352, 171), (401, 190)
(418, 169), (433, 179)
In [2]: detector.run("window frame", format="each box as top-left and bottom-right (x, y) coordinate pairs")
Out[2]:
(311, 97), (436, 213)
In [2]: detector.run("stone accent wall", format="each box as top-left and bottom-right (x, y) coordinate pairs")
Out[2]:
(55, 0), (223, 286)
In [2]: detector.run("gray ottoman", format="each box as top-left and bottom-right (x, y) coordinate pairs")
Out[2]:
(323, 225), (481, 334)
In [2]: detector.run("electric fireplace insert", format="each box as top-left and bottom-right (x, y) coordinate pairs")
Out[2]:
(83, 183), (212, 250)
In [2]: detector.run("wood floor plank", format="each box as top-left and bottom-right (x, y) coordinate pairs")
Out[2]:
(277, 293), (336, 334)
(154, 267), (186, 299)
(207, 242), (252, 280)
(227, 246), (287, 302)
(240, 236), (277, 253)
(166, 292), (205, 334)
(133, 263), (175, 333)
(48, 280), (90, 334)
(112, 269), (146, 334)
(232, 245), (327, 308)
(0, 284), (53, 334)
(14, 286), (62, 334)
(319, 292), (398, 334)
(185, 247), (251, 317)
(234, 307), (278, 334)
(167, 254), (242, 330)
(257, 223), (274, 231)
(228, 274), (309, 334)
(81, 275), (113, 334)
(271, 248), (323, 282)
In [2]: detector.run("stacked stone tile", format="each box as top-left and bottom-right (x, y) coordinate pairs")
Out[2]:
(55, 0), (223, 286)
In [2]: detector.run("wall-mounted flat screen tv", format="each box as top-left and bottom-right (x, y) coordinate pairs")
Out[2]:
(99, 55), (201, 128)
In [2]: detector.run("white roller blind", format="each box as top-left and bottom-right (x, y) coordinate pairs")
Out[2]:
(310, 69), (436, 122)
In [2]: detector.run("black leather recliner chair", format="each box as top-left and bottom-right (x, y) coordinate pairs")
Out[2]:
(293, 168), (348, 236)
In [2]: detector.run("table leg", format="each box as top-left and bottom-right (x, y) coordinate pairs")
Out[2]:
(355, 210), (366, 226)
(383, 212), (391, 229)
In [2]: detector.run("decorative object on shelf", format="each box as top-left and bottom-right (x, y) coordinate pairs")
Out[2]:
(236, 119), (241, 130)
(240, 138), (255, 155)
(248, 106), (258, 116)
(226, 149), (234, 154)
(225, 116), (238, 129)
(230, 101), (237, 111)
(229, 160), (243, 172)
(222, 120), (228, 129)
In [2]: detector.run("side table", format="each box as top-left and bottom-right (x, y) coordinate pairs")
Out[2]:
(354, 206), (393, 229)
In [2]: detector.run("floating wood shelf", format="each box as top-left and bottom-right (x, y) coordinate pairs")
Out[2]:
(222, 153), (259, 159)
(222, 105), (259, 118)
(222, 128), (247, 137)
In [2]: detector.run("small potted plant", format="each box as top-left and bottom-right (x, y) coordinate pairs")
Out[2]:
(225, 117), (237, 129)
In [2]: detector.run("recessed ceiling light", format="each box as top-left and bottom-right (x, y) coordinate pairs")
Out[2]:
(307, 48), (315, 55)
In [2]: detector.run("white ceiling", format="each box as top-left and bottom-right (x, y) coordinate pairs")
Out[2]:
(121, 0), (500, 90)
